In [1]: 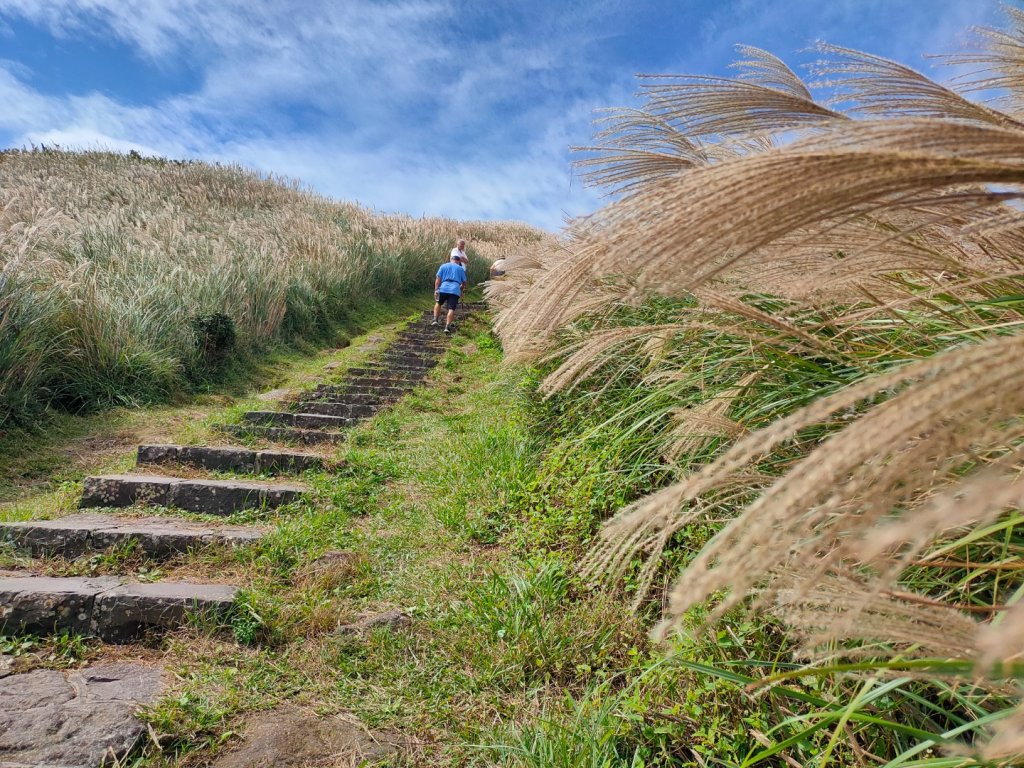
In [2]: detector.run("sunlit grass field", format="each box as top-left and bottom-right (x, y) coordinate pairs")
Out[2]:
(0, 148), (539, 426)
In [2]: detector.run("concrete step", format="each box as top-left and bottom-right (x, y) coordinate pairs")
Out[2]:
(216, 423), (346, 445)
(334, 377), (420, 390)
(393, 341), (446, 352)
(137, 444), (328, 474)
(391, 337), (446, 349)
(0, 575), (236, 642)
(376, 353), (438, 368)
(80, 474), (306, 516)
(358, 358), (433, 371)
(389, 340), (445, 352)
(292, 401), (379, 419)
(243, 410), (355, 430)
(0, 513), (263, 559)
(345, 366), (427, 380)
(305, 390), (400, 405)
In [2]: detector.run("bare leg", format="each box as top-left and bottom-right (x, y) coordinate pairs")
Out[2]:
(445, 308), (456, 328)
(433, 302), (442, 322)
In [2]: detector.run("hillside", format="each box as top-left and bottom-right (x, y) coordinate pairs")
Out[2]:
(0, 148), (539, 426)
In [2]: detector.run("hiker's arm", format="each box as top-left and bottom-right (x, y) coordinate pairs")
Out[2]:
(460, 281), (467, 292)
(435, 275), (441, 290)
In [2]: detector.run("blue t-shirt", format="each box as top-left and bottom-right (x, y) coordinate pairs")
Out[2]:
(436, 262), (467, 296)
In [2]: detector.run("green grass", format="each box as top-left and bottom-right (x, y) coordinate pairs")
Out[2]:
(0, 293), (425, 506)
(5, 313), (625, 765)
(1, 148), (530, 430)
(10, 295), (1003, 767)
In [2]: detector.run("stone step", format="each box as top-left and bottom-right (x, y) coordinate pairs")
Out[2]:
(393, 341), (445, 352)
(80, 474), (306, 516)
(389, 339), (446, 351)
(376, 350), (438, 361)
(376, 353), (438, 368)
(335, 377), (420, 390)
(243, 410), (356, 430)
(305, 390), (401, 405)
(217, 423), (346, 445)
(345, 366), (427, 380)
(292, 401), (379, 419)
(360, 357), (434, 370)
(137, 444), (328, 474)
(0, 513), (263, 559)
(0, 575), (236, 642)
(391, 337), (446, 348)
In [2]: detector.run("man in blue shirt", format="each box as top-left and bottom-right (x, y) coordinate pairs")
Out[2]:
(432, 252), (468, 334)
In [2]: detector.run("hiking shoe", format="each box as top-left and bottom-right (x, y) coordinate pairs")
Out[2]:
(444, 326), (452, 335)
(431, 320), (439, 327)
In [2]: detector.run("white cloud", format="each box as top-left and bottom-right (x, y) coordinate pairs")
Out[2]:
(0, 0), (1007, 230)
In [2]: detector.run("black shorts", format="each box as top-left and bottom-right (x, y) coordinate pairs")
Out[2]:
(437, 292), (460, 311)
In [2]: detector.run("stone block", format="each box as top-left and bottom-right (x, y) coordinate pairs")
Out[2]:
(0, 576), (120, 635)
(136, 444), (181, 465)
(216, 424), (346, 445)
(167, 479), (260, 516)
(80, 474), (176, 509)
(0, 514), (263, 558)
(178, 445), (259, 472)
(255, 450), (326, 474)
(0, 517), (92, 559)
(92, 581), (236, 642)
(293, 402), (378, 419)
(345, 367), (424, 380)
(292, 412), (353, 430)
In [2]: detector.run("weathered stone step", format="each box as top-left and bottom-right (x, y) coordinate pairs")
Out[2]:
(137, 444), (328, 474)
(378, 356), (438, 370)
(332, 377), (419, 391)
(345, 366), (427, 380)
(391, 338), (446, 350)
(0, 662), (165, 768)
(0, 575), (235, 642)
(217, 423), (346, 445)
(292, 401), (379, 418)
(0, 513), (263, 558)
(243, 410), (355, 430)
(80, 474), (306, 516)
(376, 353), (438, 368)
(382, 348), (439, 360)
(389, 339), (445, 351)
(389, 335), (446, 348)
(358, 358), (432, 371)
(306, 390), (400, 405)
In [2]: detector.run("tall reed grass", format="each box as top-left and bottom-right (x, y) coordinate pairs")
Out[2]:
(491, 8), (1024, 764)
(0, 148), (539, 425)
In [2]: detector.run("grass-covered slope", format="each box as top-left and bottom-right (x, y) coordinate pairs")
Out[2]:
(0, 148), (539, 425)
(484, 13), (1024, 767)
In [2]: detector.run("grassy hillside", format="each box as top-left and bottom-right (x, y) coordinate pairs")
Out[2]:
(485, 14), (1024, 768)
(0, 148), (539, 426)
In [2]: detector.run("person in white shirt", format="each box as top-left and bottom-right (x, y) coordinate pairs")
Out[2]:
(451, 239), (468, 267)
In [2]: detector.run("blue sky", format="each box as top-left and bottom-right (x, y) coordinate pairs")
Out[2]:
(0, 0), (1009, 230)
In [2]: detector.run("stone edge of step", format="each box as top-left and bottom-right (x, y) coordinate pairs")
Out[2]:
(0, 575), (237, 642)
(0, 513), (263, 558)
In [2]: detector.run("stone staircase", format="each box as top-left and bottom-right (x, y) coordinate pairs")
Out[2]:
(0, 307), (473, 653)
